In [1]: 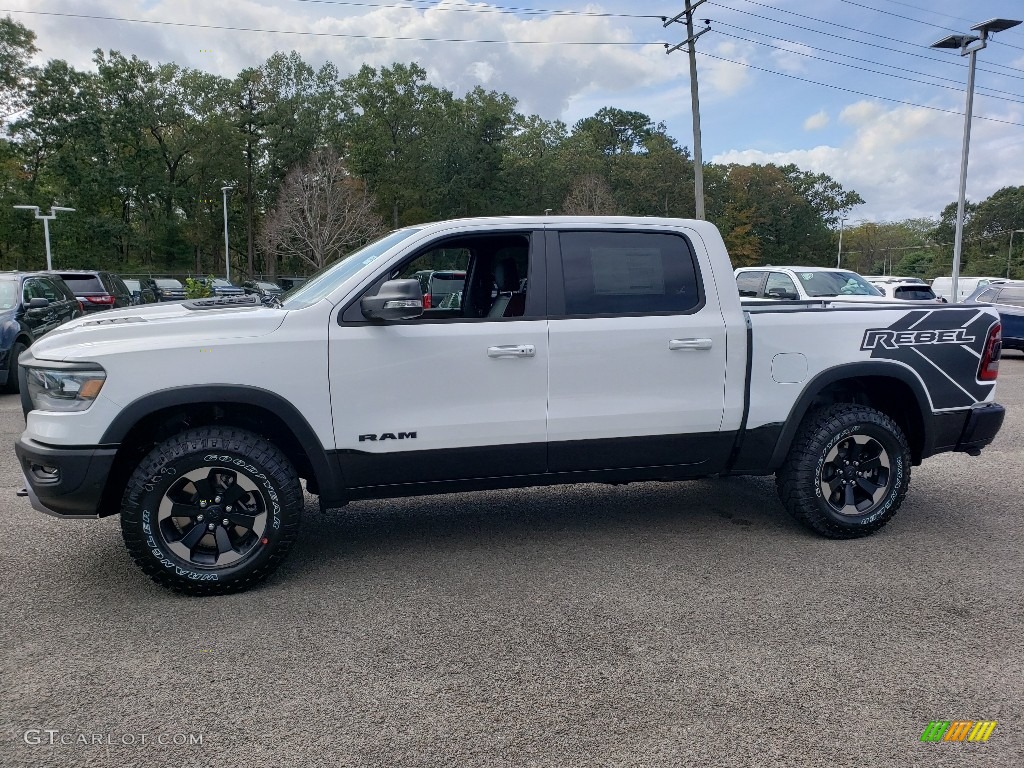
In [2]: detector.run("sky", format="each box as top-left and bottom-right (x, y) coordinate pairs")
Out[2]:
(4, 0), (1024, 224)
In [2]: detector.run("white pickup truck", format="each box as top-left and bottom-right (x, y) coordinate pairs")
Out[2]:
(15, 217), (1006, 594)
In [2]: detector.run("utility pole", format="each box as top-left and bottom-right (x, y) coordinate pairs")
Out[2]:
(836, 218), (847, 268)
(221, 186), (233, 282)
(664, 3), (711, 220)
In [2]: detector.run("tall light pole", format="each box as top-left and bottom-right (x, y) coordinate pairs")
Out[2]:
(664, 3), (711, 219)
(221, 186), (233, 282)
(12, 205), (76, 270)
(836, 218), (847, 268)
(931, 17), (1021, 302)
(1008, 229), (1024, 279)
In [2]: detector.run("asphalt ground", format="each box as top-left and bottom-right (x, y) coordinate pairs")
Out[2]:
(1, 356), (1022, 768)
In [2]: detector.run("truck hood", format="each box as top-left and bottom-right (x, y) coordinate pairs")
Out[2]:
(30, 301), (288, 362)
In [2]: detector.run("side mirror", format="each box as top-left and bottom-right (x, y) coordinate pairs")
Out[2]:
(360, 279), (424, 321)
(28, 297), (49, 309)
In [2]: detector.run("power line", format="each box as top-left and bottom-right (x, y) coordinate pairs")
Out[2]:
(835, 0), (1024, 52)
(713, 29), (1024, 107)
(287, 0), (661, 19)
(714, 0), (1024, 74)
(0, 8), (661, 45)
(708, 2), (1024, 81)
(869, 0), (1023, 36)
(710, 20), (1024, 102)
(697, 50), (1024, 128)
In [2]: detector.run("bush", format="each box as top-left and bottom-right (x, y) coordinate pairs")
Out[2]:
(185, 275), (214, 299)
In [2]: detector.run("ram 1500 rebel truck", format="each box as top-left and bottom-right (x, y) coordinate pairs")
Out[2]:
(15, 217), (1005, 594)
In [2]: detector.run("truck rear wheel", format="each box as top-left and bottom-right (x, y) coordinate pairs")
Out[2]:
(776, 404), (911, 538)
(120, 426), (303, 595)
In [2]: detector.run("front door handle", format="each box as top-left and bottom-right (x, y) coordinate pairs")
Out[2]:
(487, 344), (536, 358)
(669, 338), (713, 351)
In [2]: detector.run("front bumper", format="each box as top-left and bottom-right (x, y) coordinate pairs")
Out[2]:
(15, 437), (118, 518)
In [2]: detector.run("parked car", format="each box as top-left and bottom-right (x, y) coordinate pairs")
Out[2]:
(931, 276), (1002, 302)
(241, 280), (283, 301)
(735, 266), (886, 302)
(0, 272), (81, 393)
(143, 278), (187, 302)
(122, 279), (156, 305)
(277, 276), (307, 292)
(412, 269), (467, 308)
(862, 275), (927, 285)
(196, 277), (244, 297)
(966, 280), (1024, 351)
(867, 280), (945, 303)
(16, 216), (1005, 594)
(49, 270), (132, 313)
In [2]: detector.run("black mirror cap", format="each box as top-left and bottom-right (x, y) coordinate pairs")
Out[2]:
(28, 297), (49, 309)
(361, 279), (424, 321)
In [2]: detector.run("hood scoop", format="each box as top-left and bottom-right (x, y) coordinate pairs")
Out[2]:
(83, 315), (147, 326)
(184, 295), (261, 311)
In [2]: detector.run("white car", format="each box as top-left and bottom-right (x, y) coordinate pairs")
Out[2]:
(931, 276), (1003, 302)
(866, 279), (945, 303)
(735, 266), (888, 302)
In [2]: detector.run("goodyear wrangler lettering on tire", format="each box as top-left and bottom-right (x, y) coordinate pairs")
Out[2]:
(121, 427), (302, 596)
(777, 404), (911, 539)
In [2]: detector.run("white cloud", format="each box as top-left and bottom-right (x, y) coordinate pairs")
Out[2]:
(803, 110), (829, 130)
(7, 0), (674, 118)
(713, 100), (1024, 222)
(770, 40), (814, 75)
(701, 41), (753, 97)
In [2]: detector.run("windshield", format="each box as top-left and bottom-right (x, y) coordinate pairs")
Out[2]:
(156, 279), (182, 289)
(797, 271), (881, 297)
(0, 280), (17, 310)
(280, 228), (422, 309)
(258, 282), (281, 291)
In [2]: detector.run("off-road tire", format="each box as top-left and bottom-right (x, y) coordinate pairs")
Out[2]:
(121, 426), (302, 595)
(3, 341), (27, 394)
(776, 404), (911, 539)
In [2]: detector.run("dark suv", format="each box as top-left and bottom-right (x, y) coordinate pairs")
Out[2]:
(143, 278), (187, 302)
(241, 280), (283, 301)
(50, 270), (132, 313)
(0, 272), (81, 392)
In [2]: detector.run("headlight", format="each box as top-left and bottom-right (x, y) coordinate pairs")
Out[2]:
(26, 368), (106, 412)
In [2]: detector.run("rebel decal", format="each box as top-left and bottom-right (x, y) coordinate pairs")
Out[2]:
(861, 328), (976, 351)
(861, 308), (997, 410)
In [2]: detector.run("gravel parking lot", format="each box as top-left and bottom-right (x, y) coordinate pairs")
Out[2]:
(2, 357), (1022, 768)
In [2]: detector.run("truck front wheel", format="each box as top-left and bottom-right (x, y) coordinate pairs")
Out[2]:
(776, 404), (911, 538)
(120, 426), (303, 595)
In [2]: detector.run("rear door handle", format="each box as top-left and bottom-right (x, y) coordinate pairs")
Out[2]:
(669, 338), (713, 351)
(487, 344), (536, 358)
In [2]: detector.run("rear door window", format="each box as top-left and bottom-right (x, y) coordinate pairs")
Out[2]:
(558, 231), (702, 315)
(735, 271), (765, 298)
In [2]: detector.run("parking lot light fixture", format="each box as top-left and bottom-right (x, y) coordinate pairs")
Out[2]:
(12, 205), (76, 270)
(931, 18), (1022, 303)
(1008, 229), (1024, 279)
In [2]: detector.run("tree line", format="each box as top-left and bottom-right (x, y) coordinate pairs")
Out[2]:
(6, 15), (1018, 282)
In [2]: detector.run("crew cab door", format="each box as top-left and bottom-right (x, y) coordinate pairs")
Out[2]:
(545, 227), (730, 473)
(328, 230), (548, 488)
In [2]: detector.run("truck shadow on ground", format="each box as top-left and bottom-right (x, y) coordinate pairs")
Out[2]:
(285, 475), (797, 569)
